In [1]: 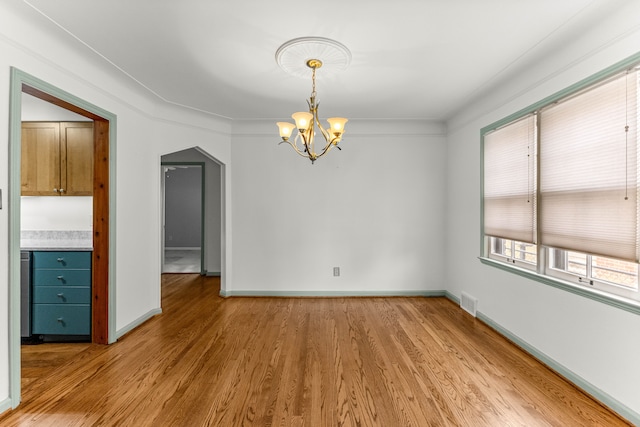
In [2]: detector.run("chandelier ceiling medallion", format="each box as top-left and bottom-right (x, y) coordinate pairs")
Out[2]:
(275, 37), (351, 164)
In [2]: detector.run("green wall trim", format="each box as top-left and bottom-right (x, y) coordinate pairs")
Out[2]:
(479, 257), (640, 316)
(0, 398), (11, 417)
(206, 271), (221, 277)
(116, 308), (162, 340)
(8, 67), (22, 411)
(219, 290), (447, 298)
(444, 291), (460, 305)
(8, 67), (118, 409)
(476, 310), (639, 426)
(441, 291), (638, 424)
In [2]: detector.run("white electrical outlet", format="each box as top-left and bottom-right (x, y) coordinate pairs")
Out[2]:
(333, 267), (340, 277)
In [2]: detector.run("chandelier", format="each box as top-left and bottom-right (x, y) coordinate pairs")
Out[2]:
(275, 37), (351, 164)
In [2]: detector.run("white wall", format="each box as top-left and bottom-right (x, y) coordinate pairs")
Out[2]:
(21, 197), (92, 231)
(0, 1), (232, 410)
(230, 119), (446, 294)
(445, 1), (640, 420)
(22, 92), (90, 121)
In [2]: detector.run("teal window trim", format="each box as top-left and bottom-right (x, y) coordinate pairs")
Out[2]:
(480, 51), (640, 316)
(480, 52), (640, 136)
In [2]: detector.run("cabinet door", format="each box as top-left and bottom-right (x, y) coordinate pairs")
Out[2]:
(32, 304), (91, 335)
(61, 122), (94, 196)
(33, 251), (92, 269)
(21, 122), (61, 196)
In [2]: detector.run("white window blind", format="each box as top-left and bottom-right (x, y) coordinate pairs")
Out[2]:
(484, 114), (536, 243)
(539, 70), (638, 262)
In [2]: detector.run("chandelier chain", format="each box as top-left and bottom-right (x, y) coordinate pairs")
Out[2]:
(311, 66), (317, 99)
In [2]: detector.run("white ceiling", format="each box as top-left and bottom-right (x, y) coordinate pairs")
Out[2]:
(23, 0), (624, 121)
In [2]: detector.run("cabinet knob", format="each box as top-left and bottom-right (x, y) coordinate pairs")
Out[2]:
(57, 275), (64, 280)
(53, 188), (58, 192)
(57, 293), (64, 297)
(57, 258), (64, 262)
(60, 188), (65, 193)
(57, 317), (64, 323)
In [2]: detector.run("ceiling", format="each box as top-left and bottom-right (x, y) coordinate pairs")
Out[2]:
(22, 0), (623, 122)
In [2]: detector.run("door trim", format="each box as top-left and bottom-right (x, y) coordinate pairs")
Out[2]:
(8, 68), (117, 408)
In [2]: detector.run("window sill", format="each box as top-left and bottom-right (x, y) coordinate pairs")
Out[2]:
(479, 256), (640, 315)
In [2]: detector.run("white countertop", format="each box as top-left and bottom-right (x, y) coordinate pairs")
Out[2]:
(21, 230), (93, 251)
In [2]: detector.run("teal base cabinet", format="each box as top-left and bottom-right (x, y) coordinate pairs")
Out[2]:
(32, 251), (91, 339)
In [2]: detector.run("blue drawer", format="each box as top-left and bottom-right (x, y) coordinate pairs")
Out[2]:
(32, 304), (91, 335)
(32, 251), (91, 269)
(33, 269), (91, 286)
(33, 286), (90, 304)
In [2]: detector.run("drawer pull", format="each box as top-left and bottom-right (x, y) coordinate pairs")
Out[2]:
(57, 257), (64, 262)
(57, 317), (64, 323)
(57, 293), (64, 297)
(57, 276), (64, 280)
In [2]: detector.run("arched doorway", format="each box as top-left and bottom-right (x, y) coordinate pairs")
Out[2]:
(160, 147), (223, 279)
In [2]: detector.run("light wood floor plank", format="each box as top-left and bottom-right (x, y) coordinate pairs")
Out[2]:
(1, 274), (631, 426)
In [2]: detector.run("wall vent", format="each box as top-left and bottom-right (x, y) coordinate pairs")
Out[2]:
(460, 292), (477, 317)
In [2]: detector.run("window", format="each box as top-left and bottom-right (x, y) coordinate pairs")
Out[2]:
(484, 115), (536, 244)
(548, 249), (639, 300)
(481, 56), (640, 310)
(489, 237), (537, 269)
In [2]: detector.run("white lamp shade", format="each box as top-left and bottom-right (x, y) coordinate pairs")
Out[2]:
(292, 112), (313, 131)
(277, 122), (295, 139)
(327, 117), (348, 135)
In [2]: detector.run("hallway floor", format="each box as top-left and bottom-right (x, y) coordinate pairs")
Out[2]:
(163, 248), (201, 273)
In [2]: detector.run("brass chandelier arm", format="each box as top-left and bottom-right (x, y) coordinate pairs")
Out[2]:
(278, 138), (312, 159)
(312, 103), (332, 144)
(278, 129), (339, 164)
(279, 128), (320, 160)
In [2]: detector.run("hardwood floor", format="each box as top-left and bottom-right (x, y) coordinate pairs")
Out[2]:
(1, 274), (630, 426)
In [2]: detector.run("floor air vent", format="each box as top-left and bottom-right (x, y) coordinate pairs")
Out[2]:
(460, 292), (477, 317)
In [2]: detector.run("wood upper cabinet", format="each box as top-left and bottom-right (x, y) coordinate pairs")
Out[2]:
(61, 122), (94, 195)
(21, 122), (94, 196)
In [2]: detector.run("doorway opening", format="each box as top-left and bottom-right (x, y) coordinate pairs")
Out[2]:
(8, 68), (116, 409)
(19, 85), (110, 343)
(162, 163), (204, 274)
(160, 148), (223, 279)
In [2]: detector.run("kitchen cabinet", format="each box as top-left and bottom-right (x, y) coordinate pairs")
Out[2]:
(31, 250), (91, 337)
(21, 121), (94, 196)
